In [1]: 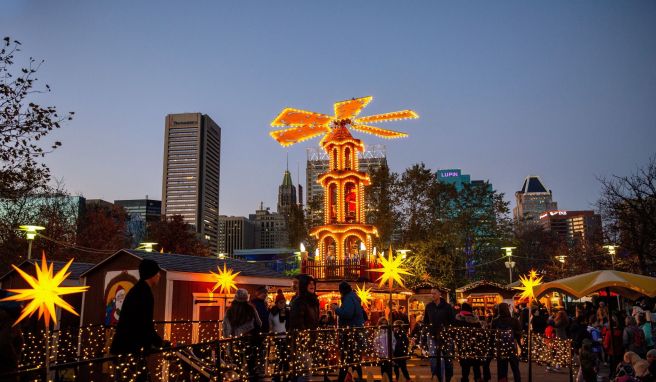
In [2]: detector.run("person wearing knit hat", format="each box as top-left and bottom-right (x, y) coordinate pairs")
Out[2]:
(110, 258), (166, 381)
(139, 259), (160, 281)
(223, 288), (262, 381)
(234, 288), (249, 302)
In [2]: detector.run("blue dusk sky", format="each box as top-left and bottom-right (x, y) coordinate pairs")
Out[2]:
(2, 1), (655, 216)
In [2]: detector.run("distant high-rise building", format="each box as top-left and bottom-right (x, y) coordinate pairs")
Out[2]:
(436, 169), (494, 193)
(218, 215), (255, 255)
(277, 170), (297, 218)
(115, 199), (162, 246)
(437, 169), (472, 191)
(306, 144), (387, 220)
(249, 203), (289, 249)
(538, 210), (602, 247)
(115, 199), (161, 222)
(162, 113), (221, 254)
(513, 176), (558, 223)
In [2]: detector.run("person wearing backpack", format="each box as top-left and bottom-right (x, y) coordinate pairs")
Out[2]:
(334, 281), (366, 382)
(624, 316), (647, 358)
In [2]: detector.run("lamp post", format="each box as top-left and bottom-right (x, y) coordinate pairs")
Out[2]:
(603, 245), (618, 269)
(19, 225), (45, 260)
(138, 242), (158, 252)
(555, 255), (567, 277)
(396, 249), (411, 259)
(501, 246), (516, 283)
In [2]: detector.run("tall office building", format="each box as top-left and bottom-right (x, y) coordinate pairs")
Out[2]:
(436, 169), (493, 192)
(249, 203), (289, 249)
(115, 199), (162, 246)
(114, 199), (161, 222)
(513, 175), (558, 223)
(538, 210), (602, 247)
(162, 113), (221, 253)
(306, 144), (387, 220)
(218, 215), (255, 255)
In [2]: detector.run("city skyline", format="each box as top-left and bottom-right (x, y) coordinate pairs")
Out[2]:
(2, 1), (655, 216)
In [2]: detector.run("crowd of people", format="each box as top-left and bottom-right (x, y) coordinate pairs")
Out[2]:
(517, 299), (656, 382)
(2, 259), (656, 382)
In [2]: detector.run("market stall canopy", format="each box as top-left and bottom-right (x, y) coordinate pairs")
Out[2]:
(533, 270), (656, 300)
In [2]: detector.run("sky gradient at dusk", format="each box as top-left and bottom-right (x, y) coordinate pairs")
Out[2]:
(3, 1), (655, 216)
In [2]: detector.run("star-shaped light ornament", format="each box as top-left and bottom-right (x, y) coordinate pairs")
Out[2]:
(370, 248), (413, 289)
(514, 270), (543, 301)
(355, 283), (373, 306)
(209, 263), (240, 294)
(0, 254), (89, 326)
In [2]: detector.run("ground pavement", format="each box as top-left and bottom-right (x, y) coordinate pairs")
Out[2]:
(309, 358), (580, 382)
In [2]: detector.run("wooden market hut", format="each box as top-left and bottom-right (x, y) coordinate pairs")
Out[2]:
(79, 249), (292, 335)
(455, 280), (516, 317)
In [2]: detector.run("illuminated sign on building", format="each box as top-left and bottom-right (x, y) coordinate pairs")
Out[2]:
(440, 171), (460, 178)
(539, 210), (568, 219)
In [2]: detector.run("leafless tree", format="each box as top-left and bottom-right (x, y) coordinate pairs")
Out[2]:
(598, 155), (656, 274)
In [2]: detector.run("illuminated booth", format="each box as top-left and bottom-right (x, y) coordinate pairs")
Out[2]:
(456, 280), (516, 317)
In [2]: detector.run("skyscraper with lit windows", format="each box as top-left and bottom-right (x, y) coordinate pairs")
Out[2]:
(162, 113), (221, 253)
(513, 175), (558, 223)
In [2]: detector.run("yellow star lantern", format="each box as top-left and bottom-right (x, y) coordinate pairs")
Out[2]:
(370, 248), (412, 289)
(0, 255), (89, 326)
(514, 269), (543, 301)
(209, 263), (240, 294)
(355, 283), (373, 306)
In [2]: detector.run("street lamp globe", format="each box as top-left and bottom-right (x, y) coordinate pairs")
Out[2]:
(19, 225), (45, 260)
(138, 242), (158, 252)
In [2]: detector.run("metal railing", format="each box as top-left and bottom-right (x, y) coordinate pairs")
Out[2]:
(302, 259), (381, 280)
(4, 321), (573, 382)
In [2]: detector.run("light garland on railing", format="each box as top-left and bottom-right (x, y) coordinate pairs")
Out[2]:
(12, 321), (573, 381)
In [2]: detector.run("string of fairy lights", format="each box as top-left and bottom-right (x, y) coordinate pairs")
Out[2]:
(9, 321), (574, 381)
(1, 241), (573, 382)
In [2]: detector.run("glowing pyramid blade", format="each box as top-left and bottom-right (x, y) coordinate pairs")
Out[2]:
(355, 110), (419, 124)
(350, 124), (408, 139)
(271, 108), (333, 127)
(334, 96), (373, 120)
(270, 125), (330, 146)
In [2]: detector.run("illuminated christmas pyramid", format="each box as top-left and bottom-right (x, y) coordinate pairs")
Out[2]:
(269, 96), (418, 277)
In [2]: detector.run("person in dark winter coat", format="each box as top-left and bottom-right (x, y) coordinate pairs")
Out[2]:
(578, 339), (598, 382)
(252, 286), (270, 332)
(289, 274), (320, 382)
(251, 286), (269, 377)
(334, 281), (365, 327)
(423, 288), (455, 382)
(393, 319), (412, 382)
(289, 274), (320, 331)
(454, 303), (482, 382)
(334, 281), (366, 382)
(110, 259), (166, 382)
(491, 303), (521, 382)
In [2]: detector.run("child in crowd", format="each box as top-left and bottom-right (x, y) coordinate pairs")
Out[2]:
(376, 317), (395, 382)
(393, 320), (412, 382)
(578, 339), (598, 382)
